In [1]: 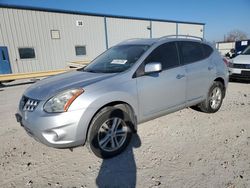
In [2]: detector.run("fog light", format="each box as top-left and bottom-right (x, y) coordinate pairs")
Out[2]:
(43, 131), (58, 142)
(43, 129), (66, 142)
(53, 129), (66, 140)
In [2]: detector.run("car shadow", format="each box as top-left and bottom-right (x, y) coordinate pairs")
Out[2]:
(96, 133), (141, 188)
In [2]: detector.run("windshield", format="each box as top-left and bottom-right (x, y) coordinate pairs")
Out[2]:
(242, 45), (250, 55)
(83, 45), (149, 73)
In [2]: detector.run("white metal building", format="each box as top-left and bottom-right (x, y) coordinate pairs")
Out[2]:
(0, 5), (205, 74)
(216, 42), (235, 56)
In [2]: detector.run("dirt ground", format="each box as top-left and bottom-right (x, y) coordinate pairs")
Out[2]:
(0, 79), (250, 188)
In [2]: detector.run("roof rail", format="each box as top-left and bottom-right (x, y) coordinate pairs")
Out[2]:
(159, 35), (204, 41)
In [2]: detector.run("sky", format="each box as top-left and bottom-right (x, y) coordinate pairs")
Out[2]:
(0, 0), (250, 42)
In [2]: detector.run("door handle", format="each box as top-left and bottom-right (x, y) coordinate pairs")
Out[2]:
(176, 74), (185, 79)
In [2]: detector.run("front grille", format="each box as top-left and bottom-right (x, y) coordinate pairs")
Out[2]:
(242, 71), (250, 76)
(20, 96), (39, 112)
(230, 63), (250, 69)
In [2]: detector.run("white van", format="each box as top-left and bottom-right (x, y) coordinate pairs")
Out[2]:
(229, 45), (250, 80)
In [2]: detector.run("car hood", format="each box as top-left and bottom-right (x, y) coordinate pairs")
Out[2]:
(24, 70), (116, 100)
(233, 55), (250, 64)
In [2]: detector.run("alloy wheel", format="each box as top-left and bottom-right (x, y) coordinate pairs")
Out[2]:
(97, 117), (128, 152)
(209, 87), (222, 110)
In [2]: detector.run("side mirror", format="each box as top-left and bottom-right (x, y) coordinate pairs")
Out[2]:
(145, 62), (162, 74)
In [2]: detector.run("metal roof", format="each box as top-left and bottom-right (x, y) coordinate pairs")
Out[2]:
(0, 3), (205, 25)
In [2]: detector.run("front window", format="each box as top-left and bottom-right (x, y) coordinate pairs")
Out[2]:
(83, 45), (149, 73)
(241, 46), (250, 55)
(145, 42), (180, 70)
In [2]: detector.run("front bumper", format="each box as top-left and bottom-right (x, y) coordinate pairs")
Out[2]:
(229, 68), (250, 80)
(16, 107), (87, 148)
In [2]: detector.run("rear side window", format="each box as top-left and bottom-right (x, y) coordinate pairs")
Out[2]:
(178, 41), (204, 64)
(145, 42), (179, 70)
(202, 44), (213, 59)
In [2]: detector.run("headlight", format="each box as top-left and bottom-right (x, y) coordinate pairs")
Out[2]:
(228, 59), (234, 68)
(228, 62), (234, 68)
(44, 88), (84, 113)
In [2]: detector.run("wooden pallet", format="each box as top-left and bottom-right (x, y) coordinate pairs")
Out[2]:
(0, 61), (89, 82)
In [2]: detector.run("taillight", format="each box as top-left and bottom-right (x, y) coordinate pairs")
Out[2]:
(223, 58), (229, 67)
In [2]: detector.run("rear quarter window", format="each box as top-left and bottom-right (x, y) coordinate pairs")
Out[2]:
(202, 44), (213, 59)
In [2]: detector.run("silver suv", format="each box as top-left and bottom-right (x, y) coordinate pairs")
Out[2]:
(16, 36), (229, 158)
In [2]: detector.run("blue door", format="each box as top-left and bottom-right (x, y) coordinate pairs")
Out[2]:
(0, 46), (12, 74)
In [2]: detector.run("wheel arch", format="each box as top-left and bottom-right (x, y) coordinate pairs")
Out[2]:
(100, 101), (137, 131)
(85, 101), (137, 144)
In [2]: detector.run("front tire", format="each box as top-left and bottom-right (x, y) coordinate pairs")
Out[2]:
(87, 107), (133, 159)
(199, 81), (224, 113)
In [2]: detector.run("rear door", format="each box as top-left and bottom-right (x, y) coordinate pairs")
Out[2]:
(177, 41), (212, 102)
(136, 42), (186, 118)
(0, 46), (12, 74)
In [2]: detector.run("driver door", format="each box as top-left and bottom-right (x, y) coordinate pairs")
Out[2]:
(136, 42), (186, 120)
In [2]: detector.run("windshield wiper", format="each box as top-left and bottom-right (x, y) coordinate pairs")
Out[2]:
(77, 67), (98, 73)
(85, 69), (102, 73)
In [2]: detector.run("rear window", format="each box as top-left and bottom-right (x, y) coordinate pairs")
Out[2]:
(178, 41), (204, 64)
(202, 44), (213, 59)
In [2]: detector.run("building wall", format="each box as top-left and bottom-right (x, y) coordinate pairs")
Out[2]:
(216, 42), (235, 56)
(178, 23), (204, 38)
(106, 17), (150, 47)
(152, 21), (176, 38)
(0, 8), (107, 73)
(0, 7), (205, 74)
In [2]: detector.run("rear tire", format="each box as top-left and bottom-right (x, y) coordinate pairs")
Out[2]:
(87, 107), (133, 159)
(199, 81), (224, 113)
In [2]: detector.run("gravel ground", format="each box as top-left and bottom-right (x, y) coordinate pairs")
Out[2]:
(0, 80), (250, 188)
